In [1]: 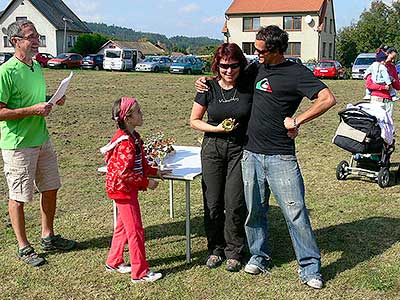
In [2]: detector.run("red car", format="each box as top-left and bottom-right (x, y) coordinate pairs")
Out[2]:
(313, 60), (347, 79)
(34, 53), (54, 67)
(47, 53), (82, 69)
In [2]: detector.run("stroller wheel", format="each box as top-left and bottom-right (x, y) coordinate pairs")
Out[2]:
(336, 160), (349, 180)
(377, 167), (390, 188)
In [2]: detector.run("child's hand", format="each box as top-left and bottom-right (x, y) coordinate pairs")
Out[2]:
(148, 179), (159, 190)
(385, 84), (390, 90)
(157, 168), (172, 180)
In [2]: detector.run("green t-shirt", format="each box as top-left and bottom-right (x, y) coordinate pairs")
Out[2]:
(0, 57), (49, 149)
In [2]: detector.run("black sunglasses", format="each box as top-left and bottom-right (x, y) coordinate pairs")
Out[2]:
(218, 63), (241, 70)
(254, 46), (269, 54)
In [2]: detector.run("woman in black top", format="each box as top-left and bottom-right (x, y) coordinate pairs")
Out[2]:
(190, 43), (253, 272)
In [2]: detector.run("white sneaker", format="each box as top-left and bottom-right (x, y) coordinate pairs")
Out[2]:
(244, 263), (262, 275)
(131, 270), (163, 283)
(306, 278), (324, 289)
(105, 263), (131, 274)
(363, 95), (371, 100)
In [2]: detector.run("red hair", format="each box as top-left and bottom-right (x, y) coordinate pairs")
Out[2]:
(211, 43), (248, 79)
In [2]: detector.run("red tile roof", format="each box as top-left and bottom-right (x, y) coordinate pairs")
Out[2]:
(226, 0), (326, 14)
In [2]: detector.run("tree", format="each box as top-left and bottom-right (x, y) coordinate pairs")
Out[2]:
(71, 33), (109, 56)
(336, 0), (400, 66)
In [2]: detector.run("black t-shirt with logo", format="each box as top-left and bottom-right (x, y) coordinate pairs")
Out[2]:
(245, 61), (327, 155)
(194, 77), (253, 143)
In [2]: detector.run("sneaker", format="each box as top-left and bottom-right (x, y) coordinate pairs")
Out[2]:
(18, 245), (46, 267)
(106, 263), (131, 274)
(40, 234), (76, 251)
(205, 255), (223, 269)
(131, 270), (163, 283)
(226, 259), (242, 272)
(244, 263), (262, 275)
(392, 96), (399, 101)
(305, 278), (324, 289)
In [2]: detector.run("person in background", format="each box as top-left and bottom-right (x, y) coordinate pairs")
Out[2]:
(0, 20), (74, 267)
(101, 97), (170, 283)
(190, 43), (253, 272)
(366, 46), (400, 116)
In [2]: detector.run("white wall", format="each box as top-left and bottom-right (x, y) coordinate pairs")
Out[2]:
(0, 0), (58, 55)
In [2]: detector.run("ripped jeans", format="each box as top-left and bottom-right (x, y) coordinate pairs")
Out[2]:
(241, 150), (321, 282)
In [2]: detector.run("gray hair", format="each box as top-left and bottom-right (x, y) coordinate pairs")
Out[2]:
(1, 20), (35, 47)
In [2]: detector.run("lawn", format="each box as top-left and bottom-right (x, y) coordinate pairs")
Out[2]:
(0, 70), (399, 300)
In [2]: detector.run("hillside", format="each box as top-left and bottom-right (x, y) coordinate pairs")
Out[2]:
(85, 22), (222, 53)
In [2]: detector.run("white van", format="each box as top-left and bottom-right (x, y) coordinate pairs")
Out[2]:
(103, 48), (144, 71)
(351, 53), (375, 79)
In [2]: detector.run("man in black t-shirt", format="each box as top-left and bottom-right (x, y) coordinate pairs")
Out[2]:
(241, 26), (336, 290)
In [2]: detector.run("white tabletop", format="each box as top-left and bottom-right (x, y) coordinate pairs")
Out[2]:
(98, 145), (202, 181)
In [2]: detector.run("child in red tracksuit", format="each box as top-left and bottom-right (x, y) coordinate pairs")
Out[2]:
(100, 97), (168, 283)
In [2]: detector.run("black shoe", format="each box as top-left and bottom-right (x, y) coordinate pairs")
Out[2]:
(40, 234), (76, 251)
(226, 259), (242, 272)
(18, 245), (46, 267)
(205, 255), (223, 269)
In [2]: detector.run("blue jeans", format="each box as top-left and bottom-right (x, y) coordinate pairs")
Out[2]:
(241, 150), (321, 282)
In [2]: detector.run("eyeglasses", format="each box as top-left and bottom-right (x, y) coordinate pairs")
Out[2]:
(254, 46), (269, 55)
(218, 63), (241, 70)
(14, 34), (40, 42)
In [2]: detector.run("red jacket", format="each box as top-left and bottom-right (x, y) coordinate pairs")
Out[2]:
(101, 129), (158, 200)
(366, 63), (400, 99)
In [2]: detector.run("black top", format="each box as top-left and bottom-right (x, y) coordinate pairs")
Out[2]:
(245, 61), (327, 155)
(195, 77), (253, 143)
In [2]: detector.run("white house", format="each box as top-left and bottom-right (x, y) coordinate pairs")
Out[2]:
(0, 0), (91, 56)
(222, 0), (336, 62)
(97, 40), (166, 57)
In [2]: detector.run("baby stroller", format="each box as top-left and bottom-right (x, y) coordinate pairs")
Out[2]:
(332, 102), (395, 188)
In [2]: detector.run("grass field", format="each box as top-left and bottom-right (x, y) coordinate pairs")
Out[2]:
(0, 69), (399, 300)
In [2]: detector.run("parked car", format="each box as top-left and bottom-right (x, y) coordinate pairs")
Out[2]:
(80, 54), (104, 70)
(34, 53), (54, 67)
(314, 60), (347, 79)
(304, 62), (316, 72)
(0, 52), (13, 65)
(286, 57), (302, 64)
(245, 54), (259, 64)
(396, 63), (400, 74)
(47, 53), (82, 69)
(169, 56), (205, 74)
(351, 53), (375, 79)
(135, 56), (172, 72)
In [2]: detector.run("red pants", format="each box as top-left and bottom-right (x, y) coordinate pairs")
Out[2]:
(106, 191), (149, 279)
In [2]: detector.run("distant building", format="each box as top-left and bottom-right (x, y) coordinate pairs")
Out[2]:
(222, 0), (336, 61)
(98, 40), (166, 56)
(0, 0), (91, 55)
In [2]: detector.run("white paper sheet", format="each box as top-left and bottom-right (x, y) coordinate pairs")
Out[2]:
(47, 71), (73, 105)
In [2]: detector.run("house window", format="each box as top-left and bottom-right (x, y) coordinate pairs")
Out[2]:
(39, 35), (46, 47)
(329, 43), (333, 58)
(329, 19), (333, 34)
(283, 16), (301, 31)
(285, 42), (301, 56)
(324, 17), (327, 32)
(3, 36), (12, 47)
(67, 35), (73, 47)
(322, 42), (326, 57)
(242, 42), (256, 55)
(243, 17), (260, 32)
(16, 16), (27, 21)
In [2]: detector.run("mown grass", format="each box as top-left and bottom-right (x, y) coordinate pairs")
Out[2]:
(0, 70), (399, 300)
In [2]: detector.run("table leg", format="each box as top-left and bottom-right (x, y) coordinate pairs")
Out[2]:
(169, 179), (174, 218)
(185, 181), (191, 263)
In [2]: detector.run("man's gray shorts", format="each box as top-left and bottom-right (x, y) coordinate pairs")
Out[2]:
(2, 139), (61, 202)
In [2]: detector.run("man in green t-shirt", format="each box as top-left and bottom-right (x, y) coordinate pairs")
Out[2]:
(0, 20), (75, 267)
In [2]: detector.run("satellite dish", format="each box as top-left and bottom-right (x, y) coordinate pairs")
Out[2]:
(305, 15), (313, 24)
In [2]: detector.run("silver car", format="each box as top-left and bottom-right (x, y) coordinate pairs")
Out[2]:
(135, 56), (172, 72)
